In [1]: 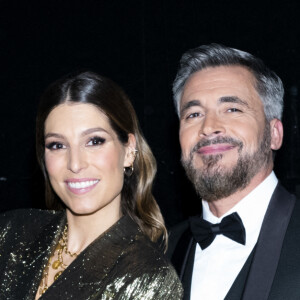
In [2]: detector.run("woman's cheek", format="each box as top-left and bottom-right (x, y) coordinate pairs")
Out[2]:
(45, 153), (64, 177)
(92, 147), (122, 169)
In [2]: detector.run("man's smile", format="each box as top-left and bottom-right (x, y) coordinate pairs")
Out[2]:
(197, 144), (236, 155)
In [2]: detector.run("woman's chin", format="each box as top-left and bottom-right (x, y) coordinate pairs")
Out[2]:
(66, 206), (99, 217)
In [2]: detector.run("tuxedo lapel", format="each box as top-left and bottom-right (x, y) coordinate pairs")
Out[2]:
(170, 227), (195, 300)
(241, 184), (296, 300)
(182, 241), (196, 300)
(224, 246), (256, 300)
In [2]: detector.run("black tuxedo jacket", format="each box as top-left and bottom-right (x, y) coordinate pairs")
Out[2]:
(167, 183), (300, 300)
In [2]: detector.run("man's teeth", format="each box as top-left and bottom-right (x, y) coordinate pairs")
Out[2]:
(68, 180), (99, 189)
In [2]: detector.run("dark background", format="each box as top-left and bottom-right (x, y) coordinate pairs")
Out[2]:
(0, 0), (299, 227)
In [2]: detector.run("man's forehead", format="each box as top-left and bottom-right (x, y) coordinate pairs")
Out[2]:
(184, 65), (255, 88)
(180, 66), (258, 104)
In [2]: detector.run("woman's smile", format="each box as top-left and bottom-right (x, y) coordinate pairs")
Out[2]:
(65, 178), (100, 195)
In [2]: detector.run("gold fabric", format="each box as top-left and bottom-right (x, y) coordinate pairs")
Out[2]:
(0, 209), (183, 299)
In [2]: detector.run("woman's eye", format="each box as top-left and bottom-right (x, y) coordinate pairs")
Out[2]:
(87, 137), (106, 146)
(45, 142), (66, 150)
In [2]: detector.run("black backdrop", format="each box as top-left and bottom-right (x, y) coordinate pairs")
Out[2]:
(0, 0), (299, 227)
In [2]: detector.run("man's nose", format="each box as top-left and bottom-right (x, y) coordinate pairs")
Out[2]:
(199, 112), (225, 137)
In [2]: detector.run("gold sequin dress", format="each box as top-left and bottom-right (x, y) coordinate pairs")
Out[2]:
(0, 209), (183, 299)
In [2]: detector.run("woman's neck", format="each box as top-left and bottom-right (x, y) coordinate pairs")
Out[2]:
(65, 208), (122, 253)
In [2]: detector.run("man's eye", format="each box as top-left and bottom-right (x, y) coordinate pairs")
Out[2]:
(187, 112), (202, 119)
(227, 108), (242, 113)
(87, 137), (106, 146)
(45, 142), (66, 150)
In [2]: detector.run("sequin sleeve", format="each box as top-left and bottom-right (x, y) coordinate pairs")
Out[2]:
(0, 210), (183, 299)
(94, 264), (183, 300)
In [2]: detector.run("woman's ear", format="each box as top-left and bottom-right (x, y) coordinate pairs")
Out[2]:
(124, 134), (137, 167)
(270, 118), (284, 150)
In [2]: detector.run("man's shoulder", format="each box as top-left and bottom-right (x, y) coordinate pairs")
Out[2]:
(169, 220), (190, 238)
(285, 191), (300, 229)
(167, 219), (190, 258)
(274, 183), (300, 219)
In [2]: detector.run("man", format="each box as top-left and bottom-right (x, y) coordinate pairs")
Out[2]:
(167, 44), (300, 300)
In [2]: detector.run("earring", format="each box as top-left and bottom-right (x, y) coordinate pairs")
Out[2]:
(124, 165), (134, 177)
(131, 148), (138, 156)
(124, 148), (138, 177)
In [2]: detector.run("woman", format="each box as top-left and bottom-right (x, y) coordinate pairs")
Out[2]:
(0, 71), (183, 299)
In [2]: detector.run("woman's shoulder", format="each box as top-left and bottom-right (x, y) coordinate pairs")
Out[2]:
(0, 207), (62, 219)
(125, 230), (176, 273)
(1, 207), (59, 215)
(0, 208), (63, 228)
(119, 232), (183, 299)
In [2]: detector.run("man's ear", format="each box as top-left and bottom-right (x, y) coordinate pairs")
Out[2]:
(270, 119), (283, 150)
(124, 134), (137, 167)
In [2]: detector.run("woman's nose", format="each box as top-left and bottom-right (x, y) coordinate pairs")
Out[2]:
(67, 148), (88, 174)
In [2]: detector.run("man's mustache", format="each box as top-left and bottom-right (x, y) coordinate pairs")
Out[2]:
(191, 136), (243, 154)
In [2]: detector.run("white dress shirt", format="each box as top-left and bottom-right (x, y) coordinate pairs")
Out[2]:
(191, 171), (278, 300)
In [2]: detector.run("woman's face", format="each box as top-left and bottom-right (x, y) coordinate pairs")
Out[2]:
(44, 102), (135, 219)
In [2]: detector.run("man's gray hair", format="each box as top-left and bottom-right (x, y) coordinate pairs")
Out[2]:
(173, 43), (284, 121)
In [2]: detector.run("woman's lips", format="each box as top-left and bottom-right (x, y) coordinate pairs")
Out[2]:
(197, 144), (236, 155)
(65, 178), (100, 195)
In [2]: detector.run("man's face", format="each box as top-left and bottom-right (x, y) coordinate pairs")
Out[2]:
(179, 65), (275, 201)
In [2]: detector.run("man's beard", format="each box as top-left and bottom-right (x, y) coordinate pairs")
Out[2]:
(181, 123), (272, 202)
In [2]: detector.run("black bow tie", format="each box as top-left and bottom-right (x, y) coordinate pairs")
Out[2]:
(189, 212), (246, 250)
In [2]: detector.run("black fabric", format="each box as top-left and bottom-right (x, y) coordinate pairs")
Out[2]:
(167, 184), (300, 300)
(181, 241), (196, 300)
(224, 247), (256, 300)
(168, 224), (194, 300)
(241, 184), (296, 300)
(170, 227), (193, 280)
(189, 212), (246, 249)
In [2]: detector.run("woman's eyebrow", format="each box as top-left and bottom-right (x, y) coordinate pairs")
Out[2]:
(44, 133), (65, 139)
(45, 128), (109, 140)
(81, 127), (108, 136)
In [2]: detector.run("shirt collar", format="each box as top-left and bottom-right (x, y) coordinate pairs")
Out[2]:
(202, 171), (278, 245)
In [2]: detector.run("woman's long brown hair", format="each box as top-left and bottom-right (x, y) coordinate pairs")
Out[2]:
(36, 71), (167, 249)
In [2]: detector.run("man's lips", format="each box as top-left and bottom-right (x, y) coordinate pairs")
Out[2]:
(65, 178), (100, 195)
(197, 144), (236, 155)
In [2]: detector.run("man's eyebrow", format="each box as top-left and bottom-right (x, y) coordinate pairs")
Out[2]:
(180, 100), (202, 117)
(219, 96), (249, 107)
